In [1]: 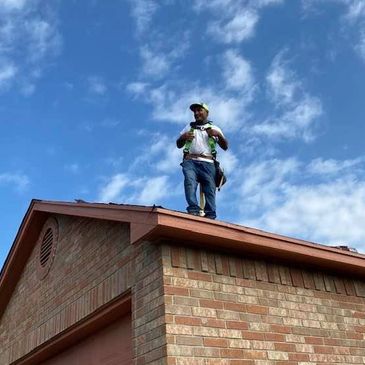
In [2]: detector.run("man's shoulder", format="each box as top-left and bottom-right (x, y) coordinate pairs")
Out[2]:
(209, 122), (223, 132)
(180, 124), (191, 133)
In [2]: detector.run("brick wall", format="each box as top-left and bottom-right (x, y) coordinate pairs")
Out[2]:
(2, 213), (365, 365)
(162, 245), (365, 365)
(0, 215), (135, 364)
(132, 240), (167, 365)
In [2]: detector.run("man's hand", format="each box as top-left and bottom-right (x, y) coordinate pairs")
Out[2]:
(176, 131), (194, 148)
(206, 128), (221, 138)
(206, 128), (228, 150)
(183, 131), (195, 141)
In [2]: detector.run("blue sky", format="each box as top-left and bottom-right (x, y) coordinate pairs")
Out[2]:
(1, 0), (365, 269)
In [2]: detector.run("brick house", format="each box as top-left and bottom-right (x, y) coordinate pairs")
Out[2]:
(1, 199), (365, 364)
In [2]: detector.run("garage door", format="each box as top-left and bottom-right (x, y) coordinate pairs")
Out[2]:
(40, 313), (132, 365)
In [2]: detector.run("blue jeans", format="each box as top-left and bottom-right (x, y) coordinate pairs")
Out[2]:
(181, 159), (216, 219)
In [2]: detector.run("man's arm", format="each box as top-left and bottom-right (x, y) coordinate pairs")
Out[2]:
(176, 131), (194, 148)
(206, 129), (228, 150)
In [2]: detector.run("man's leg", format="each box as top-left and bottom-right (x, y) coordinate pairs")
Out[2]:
(182, 160), (200, 215)
(198, 161), (216, 219)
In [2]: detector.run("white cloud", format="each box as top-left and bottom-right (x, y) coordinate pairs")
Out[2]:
(302, 0), (365, 62)
(126, 132), (182, 174)
(136, 175), (170, 205)
(355, 29), (365, 60)
(100, 119), (120, 128)
(0, 172), (29, 191)
(156, 147), (182, 173)
(140, 46), (169, 77)
(238, 158), (300, 211)
(222, 49), (254, 91)
(98, 174), (129, 202)
(266, 54), (300, 105)
(216, 150), (239, 174)
(138, 29), (190, 80)
(0, 0), (26, 11)
(345, 0), (365, 21)
(194, 0), (283, 44)
(235, 157), (365, 251)
(65, 163), (80, 174)
(253, 0), (284, 6)
(207, 9), (259, 44)
(307, 157), (364, 175)
(126, 81), (149, 96)
(25, 18), (61, 62)
(0, 62), (17, 89)
(252, 178), (365, 250)
(128, 0), (158, 34)
(127, 81), (252, 132)
(0, 0), (61, 94)
(252, 52), (323, 141)
(88, 76), (107, 95)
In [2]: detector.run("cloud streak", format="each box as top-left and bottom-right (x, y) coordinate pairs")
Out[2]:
(0, 0), (61, 94)
(0, 172), (29, 192)
(235, 157), (365, 250)
(251, 51), (323, 141)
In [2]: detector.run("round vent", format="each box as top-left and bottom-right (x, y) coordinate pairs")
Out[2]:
(37, 217), (59, 279)
(40, 228), (53, 267)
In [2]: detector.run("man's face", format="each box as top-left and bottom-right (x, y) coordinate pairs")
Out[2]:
(193, 107), (208, 123)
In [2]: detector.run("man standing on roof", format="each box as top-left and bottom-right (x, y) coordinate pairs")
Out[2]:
(176, 102), (228, 219)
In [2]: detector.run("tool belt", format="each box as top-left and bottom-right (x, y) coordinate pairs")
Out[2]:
(184, 153), (214, 160)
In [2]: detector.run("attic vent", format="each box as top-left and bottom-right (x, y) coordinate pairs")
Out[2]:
(40, 228), (53, 267)
(37, 217), (59, 280)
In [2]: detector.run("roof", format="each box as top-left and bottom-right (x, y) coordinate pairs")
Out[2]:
(1, 199), (365, 317)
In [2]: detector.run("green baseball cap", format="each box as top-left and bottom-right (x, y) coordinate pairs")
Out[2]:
(189, 102), (209, 112)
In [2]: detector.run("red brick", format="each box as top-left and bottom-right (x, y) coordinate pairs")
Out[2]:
(202, 318), (226, 328)
(187, 271), (212, 282)
(274, 342), (296, 352)
(314, 345), (334, 354)
(246, 305), (268, 315)
(288, 353), (310, 361)
(224, 302), (246, 312)
(200, 299), (224, 309)
(164, 286), (189, 296)
(226, 321), (249, 330)
(220, 348), (244, 358)
(270, 324), (292, 334)
(242, 331), (265, 340)
(305, 336), (324, 345)
(204, 338), (229, 347)
(265, 333), (285, 342)
(175, 316), (202, 326)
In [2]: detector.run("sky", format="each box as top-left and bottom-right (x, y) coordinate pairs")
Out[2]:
(1, 0), (365, 270)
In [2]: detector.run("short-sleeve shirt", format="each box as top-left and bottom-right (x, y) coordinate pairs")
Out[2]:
(180, 122), (224, 163)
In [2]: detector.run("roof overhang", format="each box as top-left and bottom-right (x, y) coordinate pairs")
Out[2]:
(1, 199), (365, 318)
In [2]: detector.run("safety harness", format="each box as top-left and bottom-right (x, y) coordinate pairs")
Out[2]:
(183, 121), (217, 158)
(182, 120), (226, 192)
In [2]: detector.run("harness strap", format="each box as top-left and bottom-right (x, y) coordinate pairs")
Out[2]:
(183, 121), (217, 158)
(183, 127), (194, 155)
